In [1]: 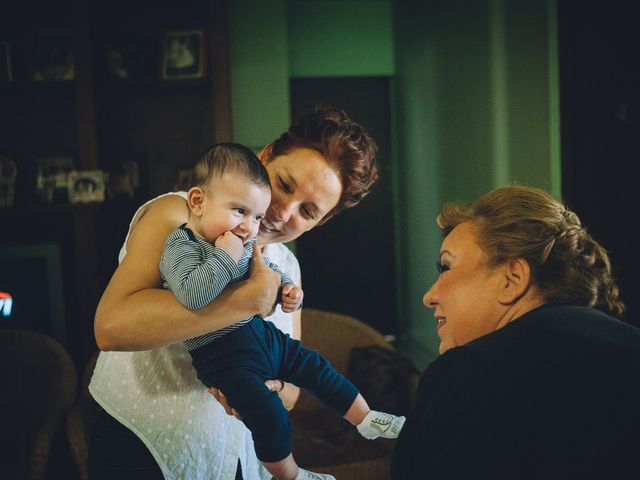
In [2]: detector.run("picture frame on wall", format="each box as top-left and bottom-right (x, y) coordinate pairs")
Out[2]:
(105, 39), (155, 81)
(35, 156), (75, 203)
(0, 155), (17, 207)
(0, 42), (12, 83)
(173, 168), (194, 191)
(68, 170), (107, 204)
(161, 29), (206, 80)
(32, 32), (74, 82)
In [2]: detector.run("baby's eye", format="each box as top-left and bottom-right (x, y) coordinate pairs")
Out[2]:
(436, 262), (450, 274)
(233, 208), (245, 214)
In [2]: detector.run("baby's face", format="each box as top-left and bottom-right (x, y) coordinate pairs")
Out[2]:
(199, 174), (271, 244)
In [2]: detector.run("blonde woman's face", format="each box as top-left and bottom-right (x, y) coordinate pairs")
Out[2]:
(423, 222), (508, 354)
(257, 147), (342, 245)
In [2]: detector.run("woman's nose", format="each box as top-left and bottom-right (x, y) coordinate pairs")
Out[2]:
(423, 283), (437, 308)
(271, 200), (295, 223)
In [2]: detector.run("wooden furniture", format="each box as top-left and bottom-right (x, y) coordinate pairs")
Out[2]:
(64, 309), (419, 479)
(290, 308), (419, 479)
(0, 0), (232, 366)
(66, 351), (98, 480)
(0, 329), (77, 480)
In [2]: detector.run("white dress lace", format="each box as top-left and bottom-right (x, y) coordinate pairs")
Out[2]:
(89, 192), (301, 480)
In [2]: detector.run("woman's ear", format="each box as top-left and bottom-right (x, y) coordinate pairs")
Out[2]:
(498, 258), (532, 304)
(187, 187), (205, 216)
(257, 144), (273, 164)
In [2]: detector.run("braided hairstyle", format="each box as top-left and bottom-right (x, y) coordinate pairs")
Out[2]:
(264, 104), (379, 223)
(437, 185), (625, 318)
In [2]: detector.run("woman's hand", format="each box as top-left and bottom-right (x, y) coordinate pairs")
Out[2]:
(246, 246), (281, 317)
(274, 381), (301, 411)
(208, 387), (241, 419)
(209, 380), (300, 418)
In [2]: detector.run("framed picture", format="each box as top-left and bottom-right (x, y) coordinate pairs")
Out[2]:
(161, 29), (206, 80)
(105, 39), (155, 81)
(173, 168), (194, 191)
(0, 155), (17, 207)
(35, 156), (74, 203)
(68, 170), (106, 203)
(32, 33), (74, 82)
(0, 42), (12, 83)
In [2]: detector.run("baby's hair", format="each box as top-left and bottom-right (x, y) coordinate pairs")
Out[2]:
(193, 143), (270, 190)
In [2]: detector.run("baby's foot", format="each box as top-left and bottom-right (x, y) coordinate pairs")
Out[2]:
(356, 410), (406, 440)
(295, 468), (336, 480)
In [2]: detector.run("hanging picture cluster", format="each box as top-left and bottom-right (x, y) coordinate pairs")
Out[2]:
(0, 28), (207, 84)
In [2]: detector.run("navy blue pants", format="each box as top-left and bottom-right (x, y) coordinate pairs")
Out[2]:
(189, 316), (359, 462)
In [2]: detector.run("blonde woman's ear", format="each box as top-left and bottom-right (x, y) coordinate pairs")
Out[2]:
(498, 258), (532, 305)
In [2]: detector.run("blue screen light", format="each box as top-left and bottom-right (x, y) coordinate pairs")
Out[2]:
(0, 292), (13, 317)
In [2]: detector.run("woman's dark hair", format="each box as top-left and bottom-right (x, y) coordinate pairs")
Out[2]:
(193, 142), (270, 190)
(265, 104), (379, 223)
(437, 185), (625, 318)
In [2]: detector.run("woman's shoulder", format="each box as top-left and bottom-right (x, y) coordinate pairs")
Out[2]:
(119, 192), (189, 262)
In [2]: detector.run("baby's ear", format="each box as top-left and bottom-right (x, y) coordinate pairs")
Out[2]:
(187, 187), (205, 215)
(498, 257), (532, 304)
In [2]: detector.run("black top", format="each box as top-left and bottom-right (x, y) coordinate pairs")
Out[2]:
(391, 304), (640, 479)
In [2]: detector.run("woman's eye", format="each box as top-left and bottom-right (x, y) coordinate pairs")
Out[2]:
(302, 206), (315, 220)
(278, 178), (292, 193)
(254, 215), (264, 222)
(436, 262), (450, 274)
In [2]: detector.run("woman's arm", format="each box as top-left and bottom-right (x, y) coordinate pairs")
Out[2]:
(209, 274), (303, 415)
(94, 195), (281, 351)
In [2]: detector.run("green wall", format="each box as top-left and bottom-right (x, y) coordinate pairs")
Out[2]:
(394, 0), (560, 366)
(229, 0), (395, 150)
(228, 0), (291, 150)
(287, 1), (394, 77)
(228, 0), (560, 368)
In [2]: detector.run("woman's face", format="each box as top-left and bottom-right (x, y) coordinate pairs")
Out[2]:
(257, 147), (342, 245)
(423, 221), (508, 354)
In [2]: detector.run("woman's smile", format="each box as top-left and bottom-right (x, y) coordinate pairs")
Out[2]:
(260, 217), (280, 234)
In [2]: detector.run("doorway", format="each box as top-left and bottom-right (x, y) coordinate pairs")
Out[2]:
(290, 77), (397, 335)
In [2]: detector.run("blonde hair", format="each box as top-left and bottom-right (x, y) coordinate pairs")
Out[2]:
(437, 185), (625, 318)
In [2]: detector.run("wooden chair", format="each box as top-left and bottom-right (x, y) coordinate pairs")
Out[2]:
(65, 351), (98, 480)
(0, 329), (77, 480)
(63, 311), (419, 479)
(290, 308), (419, 479)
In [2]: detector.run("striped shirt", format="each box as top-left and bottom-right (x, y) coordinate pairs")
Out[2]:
(160, 225), (293, 351)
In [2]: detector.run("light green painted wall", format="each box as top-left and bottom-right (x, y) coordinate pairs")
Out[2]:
(393, 0), (560, 367)
(228, 0), (291, 150)
(229, 1), (395, 149)
(228, 0), (560, 368)
(287, 0), (394, 77)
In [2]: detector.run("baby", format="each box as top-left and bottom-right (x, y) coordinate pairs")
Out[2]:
(160, 143), (405, 480)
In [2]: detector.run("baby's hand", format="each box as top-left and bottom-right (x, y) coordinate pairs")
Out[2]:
(214, 231), (244, 262)
(281, 284), (303, 313)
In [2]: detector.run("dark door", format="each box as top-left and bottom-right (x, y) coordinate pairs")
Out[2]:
(290, 77), (397, 335)
(558, 1), (639, 326)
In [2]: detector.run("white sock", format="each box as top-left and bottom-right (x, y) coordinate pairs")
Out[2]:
(295, 467), (336, 480)
(356, 410), (406, 440)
